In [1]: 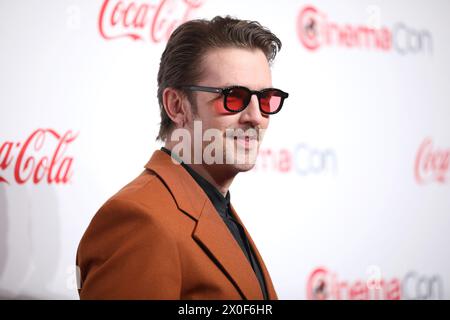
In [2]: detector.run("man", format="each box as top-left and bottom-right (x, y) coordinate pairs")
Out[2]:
(77, 16), (288, 299)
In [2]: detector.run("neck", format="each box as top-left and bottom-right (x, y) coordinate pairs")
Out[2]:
(164, 143), (236, 197)
(187, 163), (236, 197)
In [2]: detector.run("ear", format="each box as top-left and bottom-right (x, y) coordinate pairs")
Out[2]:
(162, 87), (192, 128)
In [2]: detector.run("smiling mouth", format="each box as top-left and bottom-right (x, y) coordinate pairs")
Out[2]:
(232, 136), (258, 150)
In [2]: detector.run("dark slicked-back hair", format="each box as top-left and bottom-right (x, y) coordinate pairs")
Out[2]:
(156, 15), (282, 141)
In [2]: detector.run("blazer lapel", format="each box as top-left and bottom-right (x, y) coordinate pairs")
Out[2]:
(145, 150), (263, 299)
(192, 200), (263, 300)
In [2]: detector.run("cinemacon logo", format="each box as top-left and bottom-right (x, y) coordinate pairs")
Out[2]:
(98, 0), (204, 42)
(253, 144), (337, 176)
(307, 267), (444, 300)
(0, 129), (77, 185)
(297, 5), (432, 54)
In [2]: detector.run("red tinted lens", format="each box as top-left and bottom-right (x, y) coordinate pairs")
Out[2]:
(225, 88), (249, 111)
(260, 90), (282, 113)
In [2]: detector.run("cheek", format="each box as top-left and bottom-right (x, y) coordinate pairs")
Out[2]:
(255, 114), (270, 131)
(262, 117), (270, 129)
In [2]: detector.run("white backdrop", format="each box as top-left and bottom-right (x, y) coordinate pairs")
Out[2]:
(0, 0), (449, 299)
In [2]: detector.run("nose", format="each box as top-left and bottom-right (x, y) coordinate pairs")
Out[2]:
(238, 94), (265, 126)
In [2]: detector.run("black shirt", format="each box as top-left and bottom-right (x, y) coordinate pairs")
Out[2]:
(160, 147), (268, 300)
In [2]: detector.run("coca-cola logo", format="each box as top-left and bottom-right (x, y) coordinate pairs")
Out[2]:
(415, 138), (449, 184)
(0, 129), (78, 185)
(98, 0), (204, 42)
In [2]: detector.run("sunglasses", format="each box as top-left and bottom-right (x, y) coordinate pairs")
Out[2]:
(181, 85), (289, 115)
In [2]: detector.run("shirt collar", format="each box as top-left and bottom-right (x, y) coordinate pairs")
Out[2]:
(160, 147), (231, 218)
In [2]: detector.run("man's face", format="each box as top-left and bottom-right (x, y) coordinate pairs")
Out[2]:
(187, 47), (272, 173)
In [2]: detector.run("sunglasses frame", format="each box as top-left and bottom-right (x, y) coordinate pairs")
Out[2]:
(181, 85), (289, 115)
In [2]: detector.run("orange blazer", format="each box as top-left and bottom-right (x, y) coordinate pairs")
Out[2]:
(76, 150), (278, 299)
